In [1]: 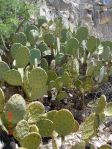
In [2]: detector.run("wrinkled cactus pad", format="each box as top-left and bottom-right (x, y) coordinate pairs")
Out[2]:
(20, 132), (41, 149)
(14, 120), (30, 140)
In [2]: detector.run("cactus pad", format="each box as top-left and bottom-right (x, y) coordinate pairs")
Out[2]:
(99, 144), (112, 149)
(0, 61), (10, 80)
(65, 38), (79, 55)
(4, 94), (26, 125)
(104, 102), (112, 116)
(40, 58), (48, 71)
(29, 67), (48, 88)
(0, 88), (5, 113)
(43, 33), (56, 48)
(46, 110), (58, 122)
(30, 48), (41, 65)
(38, 16), (47, 27)
(76, 27), (88, 42)
(37, 119), (54, 137)
(15, 46), (30, 68)
(13, 32), (27, 45)
(14, 120), (30, 140)
(26, 101), (45, 122)
(4, 69), (22, 86)
(95, 95), (106, 115)
(20, 132), (41, 149)
(53, 109), (78, 137)
(27, 29), (39, 46)
(11, 43), (22, 59)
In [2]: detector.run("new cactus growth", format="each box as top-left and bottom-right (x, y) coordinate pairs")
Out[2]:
(20, 132), (42, 149)
(0, 88), (5, 113)
(26, 101), (45, 122)
(4, 69), (22, 86)
(14, 120), (30, 141)
(0, 61), (10, 80)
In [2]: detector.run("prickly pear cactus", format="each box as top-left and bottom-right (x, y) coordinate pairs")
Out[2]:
(65, 38), (79, 55)
(30, 48), (41, 65)
(53, 109), (79, 137)
(37, 119), (54, 137)
(25, 25), (39, 34)
(13, 32), (27, 46)
(0, 61), (10, 80)
(82, 113), (96, 141)
(29, 67), (48, 89)
(46, 110), (58, 122)
(3, 94), (26, 126)
(95, 95), (106, 115)
(14, 120), (30, 141)
(76, 27), (88, 42)
(38, 41), (49, 52)
(40, 58), (48, 71)
(15, 46), (30, 68)
(27, 29), (39, 46)
(11, 43), (22, 59)
(26, 101), (45, 122)
(43, 33), (56, 48)
(29, 125), (39, 133)
(38, 16), (47, 27)
(20, 132), (41, 149)
(0, 88), (5, 113)
(87, 36), (97, 53)
(4, 69), (22, 86)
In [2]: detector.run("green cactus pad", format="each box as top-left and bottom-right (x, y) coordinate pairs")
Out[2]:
(65, 38), (79, 55)
(29, 125), (39, 133)
(11, 43), (22, 59)
(14, 120), (30, 140)
(47, 70), (57, 83)
(104, 102), (112, 116)
(4, 69), (22, 86)
(76, 27), (88, 42)
(20, 132), (41, 149)
(82, 113), (96, 141)
(99, 144), (112, 149)
(40, 58), (48, 71)
(26, 101), (45, 122)
(95, 95), (106, 115)
(27, 29), (39, 46)
(0, 61), (10, 80)
(46, 110), (58, 122)
(62, 72), (72, 88)
(0, 88), (5, 113)
(30, 85), (48, 100)
(37, 119), (54, 137)
(43, 33), (56, 48)
(29, 67), (48, 88)
(30, 48), (41, 65)
(13, 32), (27, 46)
(87, 36), (97, 53)
(38, 16), (47, 27)
(4, 94), (26, 125)
(53, 109), (78, 137)
(15, 46), (30, 68)
(25, 25), (39, 34)
(38, 41), (49, 52)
